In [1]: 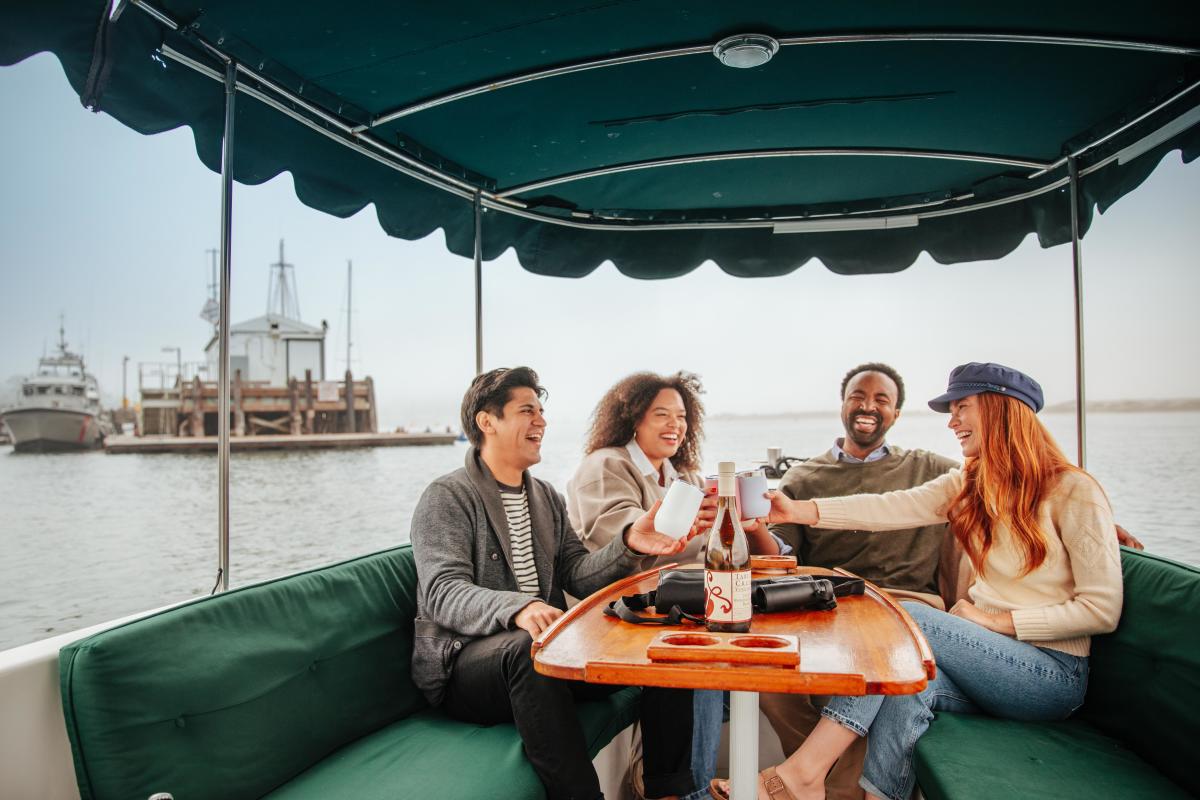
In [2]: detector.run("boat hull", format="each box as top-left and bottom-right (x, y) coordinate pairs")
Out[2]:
(0, 407), (106, 452)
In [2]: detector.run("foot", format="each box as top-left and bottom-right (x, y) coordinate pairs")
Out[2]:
(708, 768), (824, 800)
(762, 765), (823, 800)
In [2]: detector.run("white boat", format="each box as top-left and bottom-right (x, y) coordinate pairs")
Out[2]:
(0, 322), (113, 453)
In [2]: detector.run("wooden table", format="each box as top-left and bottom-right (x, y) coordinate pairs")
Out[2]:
(532, 565), (935, 800)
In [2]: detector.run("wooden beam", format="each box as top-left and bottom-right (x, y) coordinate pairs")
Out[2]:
(344, 369), (356, 433)
(189, 376), (204, 437)
(304, 368), (315, 434)
(233, 369), (246, 437)
(288, 378), (301, 435)
(247, 415), (290, 433)
(365, 375), (377, 433)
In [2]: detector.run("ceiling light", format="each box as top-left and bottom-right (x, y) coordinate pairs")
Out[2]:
(713, 34), (779, 69)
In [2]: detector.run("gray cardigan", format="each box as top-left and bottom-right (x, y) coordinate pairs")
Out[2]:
(409, 447), (643, 704)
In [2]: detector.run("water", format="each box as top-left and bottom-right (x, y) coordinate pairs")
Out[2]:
(1, 411), (1197, 650)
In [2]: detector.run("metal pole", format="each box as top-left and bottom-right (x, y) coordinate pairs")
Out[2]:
(122, 356), (129, 409)
(1068, 156), (1087, 469)
(216, 61), (236, 593)
(346, 260), (353, 371)
(473, 191), (483, 375)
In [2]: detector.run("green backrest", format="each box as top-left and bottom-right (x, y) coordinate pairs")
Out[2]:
(1080, 548), (1200, 795)
(60, 545), (426, 800)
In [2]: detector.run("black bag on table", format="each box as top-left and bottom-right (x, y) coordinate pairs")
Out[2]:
(604, 568), (864, 625)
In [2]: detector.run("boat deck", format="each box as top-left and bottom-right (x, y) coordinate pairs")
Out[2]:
(104, 431), (457, 453)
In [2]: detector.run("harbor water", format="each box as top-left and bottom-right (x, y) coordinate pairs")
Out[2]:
(1, 410), (1197, 650)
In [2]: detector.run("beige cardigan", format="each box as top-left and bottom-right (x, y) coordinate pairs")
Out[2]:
(816, 468), (1123, 657)
(567, 446), (705, 569)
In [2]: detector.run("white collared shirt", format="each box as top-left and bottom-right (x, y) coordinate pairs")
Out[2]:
(626, 438), (678, 487)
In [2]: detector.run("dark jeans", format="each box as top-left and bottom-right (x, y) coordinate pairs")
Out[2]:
(442, 628), (695, 800)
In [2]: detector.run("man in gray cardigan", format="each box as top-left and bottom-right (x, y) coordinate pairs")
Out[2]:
(410, 367), (695, 800)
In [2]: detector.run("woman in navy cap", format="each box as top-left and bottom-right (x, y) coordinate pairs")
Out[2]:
(711, 362), (1123, 800)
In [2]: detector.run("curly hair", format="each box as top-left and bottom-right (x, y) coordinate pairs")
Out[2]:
(840, 362), (906, 409)
(584, 372), (704, 473)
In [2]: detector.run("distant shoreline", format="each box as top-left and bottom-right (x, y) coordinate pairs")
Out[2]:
(710, 398), (1200, 420)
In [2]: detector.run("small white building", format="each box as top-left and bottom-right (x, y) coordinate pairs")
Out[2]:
(204, 313), (327, 387)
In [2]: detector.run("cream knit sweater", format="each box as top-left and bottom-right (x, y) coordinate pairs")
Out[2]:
(816, 468), (1123, 657)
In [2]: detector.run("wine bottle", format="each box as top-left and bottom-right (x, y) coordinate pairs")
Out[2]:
(704, 460), (752, 633)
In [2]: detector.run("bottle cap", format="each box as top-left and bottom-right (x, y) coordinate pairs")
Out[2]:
(718, 460), (736, 476)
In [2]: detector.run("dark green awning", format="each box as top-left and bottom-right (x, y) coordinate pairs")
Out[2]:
(3, 1), (1198, 277)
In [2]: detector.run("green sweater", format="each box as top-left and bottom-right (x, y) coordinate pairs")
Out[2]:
(770, 445), (957, 595)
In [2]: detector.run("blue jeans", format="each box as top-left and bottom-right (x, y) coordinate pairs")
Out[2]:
(822, 602), (1089, 800)
(682, 689), (726, 800)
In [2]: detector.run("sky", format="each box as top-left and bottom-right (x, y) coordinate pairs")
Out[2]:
(1, 52), (1199, 428)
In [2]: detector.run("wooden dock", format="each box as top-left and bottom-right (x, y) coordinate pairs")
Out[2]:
(140, 369), (378, 438)
(104, 431), (457, 454)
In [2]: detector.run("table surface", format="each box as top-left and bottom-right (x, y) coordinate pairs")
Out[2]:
(532, 566), (935, 696)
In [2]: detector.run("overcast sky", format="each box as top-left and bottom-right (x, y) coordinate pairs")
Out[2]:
(2, 53), (1198, 428)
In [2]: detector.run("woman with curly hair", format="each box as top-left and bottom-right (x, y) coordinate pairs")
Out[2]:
(568, 371), (784, 800)
(712, 362), (1123, 800)
(568, 370), (781, 563)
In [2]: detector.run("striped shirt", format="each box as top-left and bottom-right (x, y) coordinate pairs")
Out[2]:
(499, 483), (540, 596)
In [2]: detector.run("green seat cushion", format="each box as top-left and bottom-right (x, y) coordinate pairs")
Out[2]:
(60, 546), (425, 800)
(915, 712), (1191, 800)
(264, 690), (642, 800)
(1080, 549), (1200, 795)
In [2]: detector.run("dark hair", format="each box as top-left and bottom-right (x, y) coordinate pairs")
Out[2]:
(584, 372), (704, 473)
(460, 366), (547, 447)
(840, 362), (906, 410)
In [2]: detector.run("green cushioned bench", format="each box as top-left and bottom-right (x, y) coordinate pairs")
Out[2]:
(915, 548), (1200, 799)
(58, 544), (640, 800)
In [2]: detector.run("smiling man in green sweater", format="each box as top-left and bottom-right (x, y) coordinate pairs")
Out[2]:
(770, 363), (961, 609)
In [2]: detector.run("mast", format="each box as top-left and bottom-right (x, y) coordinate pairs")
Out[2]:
(346, 260), (353, 371)
(267, 239), (301, 320)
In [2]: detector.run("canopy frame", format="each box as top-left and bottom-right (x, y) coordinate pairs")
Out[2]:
(215, 57), (235, 593)
(366, 32), (1200, 130)
(127, 0), (1200, 235)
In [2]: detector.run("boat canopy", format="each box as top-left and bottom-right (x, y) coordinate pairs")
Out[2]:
(3, 2), (1198, 278)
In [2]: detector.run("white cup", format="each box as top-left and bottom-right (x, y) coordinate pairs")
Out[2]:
(737, 470), (770, 519)
(654, 479), (705, 540)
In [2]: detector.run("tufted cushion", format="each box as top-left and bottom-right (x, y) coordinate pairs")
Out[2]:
(916, 548), (1200, 798)
(60, 546), (424, 800)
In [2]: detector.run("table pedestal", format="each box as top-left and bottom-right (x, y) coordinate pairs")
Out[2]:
(729, 691), (760, 800)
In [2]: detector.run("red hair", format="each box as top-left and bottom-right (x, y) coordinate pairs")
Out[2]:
(947, 392), (1079, 576)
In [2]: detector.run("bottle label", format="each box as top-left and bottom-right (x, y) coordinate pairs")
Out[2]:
(705, 569), (752, 623)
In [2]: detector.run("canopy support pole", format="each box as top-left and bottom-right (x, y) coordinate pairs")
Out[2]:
(474, 191), (483, 375)
(215, 61), (236, 593)
(1068, 156), (1087, 469)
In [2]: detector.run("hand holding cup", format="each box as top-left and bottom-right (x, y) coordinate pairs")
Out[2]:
(628, 498), (688, 555)
(652, 479), (705, 540)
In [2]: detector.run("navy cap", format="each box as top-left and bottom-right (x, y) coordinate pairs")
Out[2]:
(928, 362), (1044, 413)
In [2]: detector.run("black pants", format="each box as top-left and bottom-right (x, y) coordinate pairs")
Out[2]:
(442, 628), (694, 800)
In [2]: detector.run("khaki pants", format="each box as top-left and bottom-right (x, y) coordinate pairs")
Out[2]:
(760, 589), (946, 800)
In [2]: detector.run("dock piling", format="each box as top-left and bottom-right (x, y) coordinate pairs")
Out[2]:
(344, 369), (356, 433)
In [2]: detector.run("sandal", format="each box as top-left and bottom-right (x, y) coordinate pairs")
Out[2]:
(760, 767), (798, 800)
(708, 767), (798, 800)
(708, 778), (730, 800)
